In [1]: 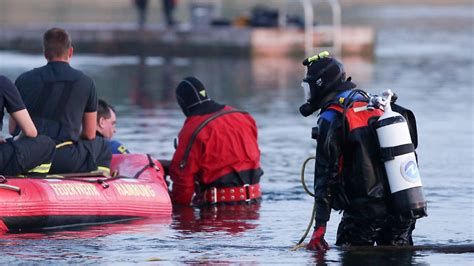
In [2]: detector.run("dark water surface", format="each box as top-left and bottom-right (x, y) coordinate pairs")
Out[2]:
(1, 4), (473, 265)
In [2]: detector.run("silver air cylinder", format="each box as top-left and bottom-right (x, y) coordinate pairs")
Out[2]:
(375, 90), (427, 219)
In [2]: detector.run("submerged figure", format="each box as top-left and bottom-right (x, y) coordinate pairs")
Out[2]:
(299, 52), (426, 250)
(167, 76), (263, 206)
(0, 75), (55, 175)
(97, 99), (130, 154)
(14, 27), (111, 174)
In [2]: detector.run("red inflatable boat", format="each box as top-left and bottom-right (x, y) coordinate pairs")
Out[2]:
(0, 154), (172, 234)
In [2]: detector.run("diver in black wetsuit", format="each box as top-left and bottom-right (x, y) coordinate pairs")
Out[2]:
(300, 52), (422, 250)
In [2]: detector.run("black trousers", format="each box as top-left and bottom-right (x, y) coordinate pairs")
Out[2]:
(49, 137), (112, 174)
(163, 0), (175, 26)
(336, 201), (416, 246)
(0, 135), (56, 176)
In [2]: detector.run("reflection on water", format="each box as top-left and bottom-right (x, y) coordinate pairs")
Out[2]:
(3, 217), (172, 240)
(172, 204), (260, 235)
(0, 51), (374, 113)
(338, 250), (416, 265)
(0, 4), (473, 265)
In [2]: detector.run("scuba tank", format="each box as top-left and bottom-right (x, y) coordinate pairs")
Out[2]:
(373, 90), (427, 219)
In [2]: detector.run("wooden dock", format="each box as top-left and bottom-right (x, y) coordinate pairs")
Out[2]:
(0, 24), (375, 57)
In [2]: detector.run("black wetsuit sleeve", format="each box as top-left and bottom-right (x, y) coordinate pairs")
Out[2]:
(0, 76), (26, 113)
(314, 111), (343, 226)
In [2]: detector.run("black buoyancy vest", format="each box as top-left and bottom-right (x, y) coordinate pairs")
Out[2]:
(327, 101), (388, 200)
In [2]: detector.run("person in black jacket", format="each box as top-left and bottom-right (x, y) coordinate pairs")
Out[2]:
(0, 75), (55, 175)
(14, 28), (111, 174)
(300, 52), (418, 250)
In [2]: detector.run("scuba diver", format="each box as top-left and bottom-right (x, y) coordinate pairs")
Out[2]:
(299, 52), (427, 250)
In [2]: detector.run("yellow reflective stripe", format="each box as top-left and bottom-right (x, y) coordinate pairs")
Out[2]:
(307, 51), (330, 63)
(97, 166), (110, 174)
(56, 141), (73, 149)
(28, 163), (52, 173)
(117, 145), (128, 154)
(318, 51), (330, 58)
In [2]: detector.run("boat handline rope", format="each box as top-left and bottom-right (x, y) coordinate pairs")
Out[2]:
(0, 184), (21, 194)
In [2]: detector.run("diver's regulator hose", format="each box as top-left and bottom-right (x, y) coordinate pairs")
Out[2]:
(300, 156), (315, 197)
(291, 156), (318, 251)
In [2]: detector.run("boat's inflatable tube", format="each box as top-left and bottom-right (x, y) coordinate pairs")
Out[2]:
(0, 154), (171, 233)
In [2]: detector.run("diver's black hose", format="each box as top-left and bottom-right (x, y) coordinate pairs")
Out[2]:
(291, 156), (317, 251)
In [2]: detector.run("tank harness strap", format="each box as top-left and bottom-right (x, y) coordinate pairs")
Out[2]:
(375, 116), (406, 128)
(380, 143), (415, 162)
(202, 183), (261, 204)
(179, 109), (248, 169)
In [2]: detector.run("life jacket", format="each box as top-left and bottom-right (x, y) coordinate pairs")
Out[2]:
(325, 101), (388, 201)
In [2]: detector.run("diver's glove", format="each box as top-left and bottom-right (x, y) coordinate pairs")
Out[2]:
(307, 225), (329, 251)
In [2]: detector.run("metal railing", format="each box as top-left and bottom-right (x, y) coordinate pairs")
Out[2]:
(191, 0), (343, 56)
(279, 0), (342, 56)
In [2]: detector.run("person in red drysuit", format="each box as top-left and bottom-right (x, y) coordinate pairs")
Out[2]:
(168, 76), (263, 206)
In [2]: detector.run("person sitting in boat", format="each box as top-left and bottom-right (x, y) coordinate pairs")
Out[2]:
(0, 75), (55, 175)
(97, 99), (130, 154)
(12, 27), (111, 174)
(168, 76), (263, 206)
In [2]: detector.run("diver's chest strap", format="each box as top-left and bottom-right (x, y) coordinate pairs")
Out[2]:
(202, 183), (261, 204)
